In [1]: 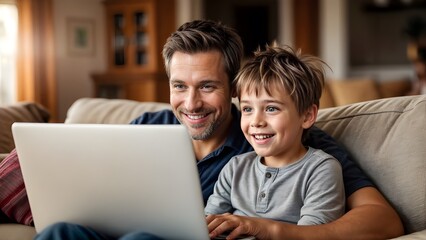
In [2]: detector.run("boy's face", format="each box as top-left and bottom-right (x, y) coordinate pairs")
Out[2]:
(239, 84), (315, 166)
(169, 51), (233, 141)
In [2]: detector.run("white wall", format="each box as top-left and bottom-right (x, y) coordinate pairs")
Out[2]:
(176, 0), (203, 26)
(278, 0), (294, 48)
(53, 0), (106, 121)
(319, 0), (348, 79)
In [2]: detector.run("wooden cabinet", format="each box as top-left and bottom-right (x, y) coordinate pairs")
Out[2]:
(92, 0), (175, 102)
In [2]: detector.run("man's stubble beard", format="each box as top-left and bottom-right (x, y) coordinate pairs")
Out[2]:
(190, 120), (218, 140)
(173, 109), (224, 141)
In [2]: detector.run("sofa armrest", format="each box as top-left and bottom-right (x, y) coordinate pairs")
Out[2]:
(65, 98), (171, 124)
(390, 230), (426, 240)
(0, 102), (50, 154)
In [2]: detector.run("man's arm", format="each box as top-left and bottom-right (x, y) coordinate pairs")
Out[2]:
(267, 187), (404, 240)
(338, 187), (404, 239)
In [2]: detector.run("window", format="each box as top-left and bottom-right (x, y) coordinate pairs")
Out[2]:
(0, 3), (18, 104)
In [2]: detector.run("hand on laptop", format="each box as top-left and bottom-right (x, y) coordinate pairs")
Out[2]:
(206, 213), (268, 240)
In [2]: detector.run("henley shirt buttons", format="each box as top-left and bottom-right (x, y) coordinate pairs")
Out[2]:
(265, 172), (272, 178)
(260, 192), (266, 198)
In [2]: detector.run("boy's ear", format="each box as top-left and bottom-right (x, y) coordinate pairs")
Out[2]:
(302, 105), (318, 129)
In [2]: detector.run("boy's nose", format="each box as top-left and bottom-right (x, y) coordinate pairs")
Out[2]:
(250, 112), (266, 127)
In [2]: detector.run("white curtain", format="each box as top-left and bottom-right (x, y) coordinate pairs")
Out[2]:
(0, 2), (18, 104)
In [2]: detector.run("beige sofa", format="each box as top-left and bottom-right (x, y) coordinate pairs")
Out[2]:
(0, 95), (425, 240)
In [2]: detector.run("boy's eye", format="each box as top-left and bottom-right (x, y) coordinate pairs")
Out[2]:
(266, 106), (278, 112)
(241, 106), (252, 112)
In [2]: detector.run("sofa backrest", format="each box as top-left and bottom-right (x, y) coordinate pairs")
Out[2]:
(65, 98), (171, 124)
(315, 95), (426, 233)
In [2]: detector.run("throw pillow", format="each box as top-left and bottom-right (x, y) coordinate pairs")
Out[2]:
(0, 149), (33, 225)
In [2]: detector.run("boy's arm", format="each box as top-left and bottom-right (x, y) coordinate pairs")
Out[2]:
(204, 160), (234, 215)
(298, 158), (345, 225)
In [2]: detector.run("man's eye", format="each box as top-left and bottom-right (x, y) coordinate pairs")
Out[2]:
(201, 85), (215, 91)
(173, 84), (186, 90)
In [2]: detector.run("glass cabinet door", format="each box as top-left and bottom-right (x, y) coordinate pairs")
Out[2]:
(106, 1), (155, 72)
(113, 13), (125, 65)
(134, 11), (148, 65)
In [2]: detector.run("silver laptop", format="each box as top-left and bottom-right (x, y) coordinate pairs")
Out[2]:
(12, 123), (210, 239)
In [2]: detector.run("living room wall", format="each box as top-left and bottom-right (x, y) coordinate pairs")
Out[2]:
(53, 0), (106, 121)
(51, 0), (419, 121)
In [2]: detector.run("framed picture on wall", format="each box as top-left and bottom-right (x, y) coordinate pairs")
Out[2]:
(67, 18), (95, 56)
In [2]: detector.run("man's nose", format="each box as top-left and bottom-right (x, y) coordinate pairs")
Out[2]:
(184, 89), (202, 111)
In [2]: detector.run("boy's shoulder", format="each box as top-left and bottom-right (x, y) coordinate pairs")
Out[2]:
(227, 151), (258, 167)
(309, 147), (336, 160)
(306, 147), (341, 168)
(232, 151), (258, 161)
(220, 151), (259, 175)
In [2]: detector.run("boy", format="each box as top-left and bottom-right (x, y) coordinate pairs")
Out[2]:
(205, 45), (345, 239)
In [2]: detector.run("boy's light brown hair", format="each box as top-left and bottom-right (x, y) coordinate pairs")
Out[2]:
(234, 44), (327, 115)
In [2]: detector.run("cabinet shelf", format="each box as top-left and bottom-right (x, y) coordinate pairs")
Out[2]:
(92, 72), (170, 103)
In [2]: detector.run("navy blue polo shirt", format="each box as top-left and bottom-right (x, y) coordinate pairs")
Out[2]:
(130, 104), (373, 204)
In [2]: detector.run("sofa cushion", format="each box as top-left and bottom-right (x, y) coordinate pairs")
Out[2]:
(0, 102), (50, 154)
(65, 98), (171, 124)
(316, 95), (426, 233)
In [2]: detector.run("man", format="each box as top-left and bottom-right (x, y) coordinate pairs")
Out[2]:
(35, 19), (403, 239)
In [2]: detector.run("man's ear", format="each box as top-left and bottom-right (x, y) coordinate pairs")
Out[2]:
(302, 105), (318, 129)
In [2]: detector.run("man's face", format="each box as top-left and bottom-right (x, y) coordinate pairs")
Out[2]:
(169, 51), (233, 140)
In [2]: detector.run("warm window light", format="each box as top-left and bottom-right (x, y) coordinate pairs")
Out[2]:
(0, 3), (18, 104)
